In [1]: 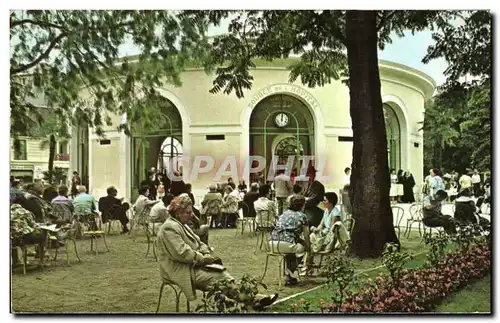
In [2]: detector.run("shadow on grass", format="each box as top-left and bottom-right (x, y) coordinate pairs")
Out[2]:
(11, 227), (430, 313)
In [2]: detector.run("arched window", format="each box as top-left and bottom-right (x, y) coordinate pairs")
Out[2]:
(384, 104), (401, 170)
(274, 136), (304, 166)
(159, 137), (183, 172)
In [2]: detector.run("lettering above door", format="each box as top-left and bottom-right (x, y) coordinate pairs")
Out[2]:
(248, 84), (320, 110)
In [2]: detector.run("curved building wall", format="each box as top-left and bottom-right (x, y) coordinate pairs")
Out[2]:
(80, 60), (435, 202)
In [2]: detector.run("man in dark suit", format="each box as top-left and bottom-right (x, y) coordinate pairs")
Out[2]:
(98, 186), (130, 233)
(142, 169), (160, 201)
(243, 183), (260, 218)
(303, 172), (326, 228)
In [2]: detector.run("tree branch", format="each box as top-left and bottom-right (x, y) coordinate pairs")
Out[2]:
(10, 18), (65, 30)
(322, 11), (347, 46)
(79, 45), (125, 83)
(376, 11), (397, 32)
(73, 44), (125, 96)
(330, 24), (347, 46)
(11, 32), (67, 75)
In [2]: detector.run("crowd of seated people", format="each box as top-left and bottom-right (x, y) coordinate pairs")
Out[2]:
(420, 167), (491, 235)
(10, 162), (493, 306)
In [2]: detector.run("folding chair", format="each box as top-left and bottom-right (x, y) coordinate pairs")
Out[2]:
(105, 204), (124, 235)
(254, 209), (275, 254)
(49, 203), (81, 264)
(76, 212), (109, 255)
(204, 199), (223, 228)
(405, 203), (424, 238)
(235, 202), (255, 236)
(261, 238), (301, 290)
(12, 232), (48, 275)
(156, 278), (191, 313)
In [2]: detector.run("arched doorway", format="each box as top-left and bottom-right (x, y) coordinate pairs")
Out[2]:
(384, 104), (401, 171)
(130, 99), (182, 190)
(249, 94), (314, 183)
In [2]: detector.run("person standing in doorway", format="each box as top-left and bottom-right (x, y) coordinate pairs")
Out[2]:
(389, 169), (398, 203)
(70, 171), (81, 198)
(238, 179), (248, 195)
(274, 169), (293, 215)
(148, 168), (160, 200)
(402, 171), (416, 203)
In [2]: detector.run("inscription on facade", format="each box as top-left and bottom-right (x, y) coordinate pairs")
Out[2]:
(248, 84), (320, 110)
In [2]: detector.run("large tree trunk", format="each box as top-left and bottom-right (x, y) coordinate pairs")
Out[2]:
(346, 11), (399, 258)
(48, 134), (56, 184)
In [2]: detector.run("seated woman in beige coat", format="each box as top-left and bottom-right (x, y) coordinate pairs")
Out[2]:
(221, 185), (239, 228)
(201, 184), (223, 228)
(156, 195), (278, 308)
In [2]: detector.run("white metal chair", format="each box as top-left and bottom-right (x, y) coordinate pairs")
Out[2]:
(261, 238), (301, 290)
(235, 201), (255, 236)
(391, 205), (404, 239)
(129, 205), (156, 258)
(405, 203), (424, 238)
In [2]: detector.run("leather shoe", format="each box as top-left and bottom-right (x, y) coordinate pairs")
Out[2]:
(285, 276), (298, 286)
(252, 293), (279, 310)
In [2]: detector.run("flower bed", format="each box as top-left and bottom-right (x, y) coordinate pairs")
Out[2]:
(305, 242), (491, 313)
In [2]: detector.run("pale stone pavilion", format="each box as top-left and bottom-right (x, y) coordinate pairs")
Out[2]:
(71, 58), (435, 202)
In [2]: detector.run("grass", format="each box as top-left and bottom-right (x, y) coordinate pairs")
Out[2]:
(11, 227), (429, 314)
(435, 274), (491, 313)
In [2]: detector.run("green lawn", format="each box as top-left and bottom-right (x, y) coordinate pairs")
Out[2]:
(435, 274), (491, 313)
(11, 227), (428, 313)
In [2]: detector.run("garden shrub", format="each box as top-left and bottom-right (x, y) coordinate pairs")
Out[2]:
(321, 246), (355, 310)
(382, 242), (412, 284)
(196, 274), (267, 313)
(453, 222), (488, 253)
(312, 242), (491, 313)
(424, 231), (450, 268)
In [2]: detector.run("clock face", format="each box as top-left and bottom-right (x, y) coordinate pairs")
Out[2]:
(274, 112), (289, 127)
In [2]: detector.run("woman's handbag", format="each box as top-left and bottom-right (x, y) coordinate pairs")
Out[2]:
(203, 258), (226, 272)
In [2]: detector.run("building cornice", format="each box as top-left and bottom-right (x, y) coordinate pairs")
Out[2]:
(378, 60), (436, 100)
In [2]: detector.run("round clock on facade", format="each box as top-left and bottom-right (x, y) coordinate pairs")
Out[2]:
(274, 112), (289, 127)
